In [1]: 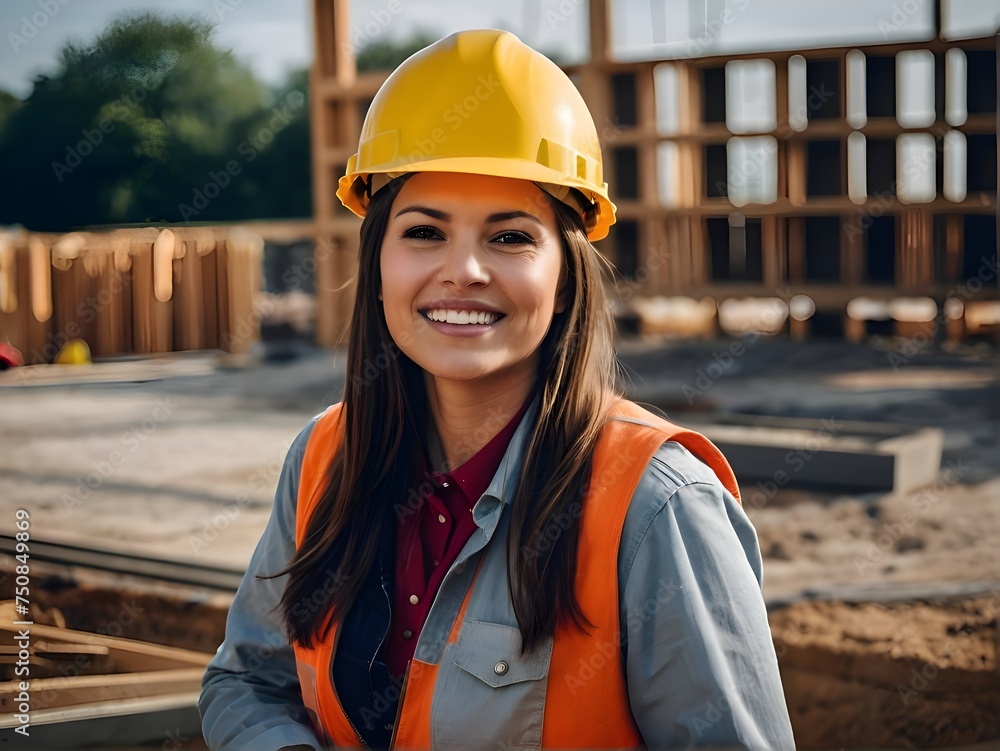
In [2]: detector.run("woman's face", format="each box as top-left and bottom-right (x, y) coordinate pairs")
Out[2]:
(380, 172), (567, 391)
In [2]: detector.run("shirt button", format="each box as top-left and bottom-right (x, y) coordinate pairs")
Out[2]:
(402, 629), (413, 639)
(494, 661), (509, 675)
(441, 481), (449, 488)
(432, 559), (439, 567)
(409, 594), (419, 605)
(438, 514), (446, 523)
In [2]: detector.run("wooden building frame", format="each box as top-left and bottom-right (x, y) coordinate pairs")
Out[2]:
(310, 0), (997, 344)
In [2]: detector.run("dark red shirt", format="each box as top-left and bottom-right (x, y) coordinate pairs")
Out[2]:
(383, 399), (530, 678)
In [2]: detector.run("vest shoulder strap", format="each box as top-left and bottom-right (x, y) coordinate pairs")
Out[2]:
(609, 399), (741, 503)
(295, 403), (346, 546)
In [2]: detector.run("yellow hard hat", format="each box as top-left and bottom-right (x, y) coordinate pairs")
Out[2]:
(337, 29), (616, 241)
(54, 338), (91, 365)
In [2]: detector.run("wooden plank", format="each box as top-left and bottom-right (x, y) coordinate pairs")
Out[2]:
(0, 668), (205, 711)
(172, 240), (204, 351)
(0, 690), (203, 748)
(130, 237), (154, 355)
(0, 608), (211, 669)
(215, 234), (231, 351)
(0, 642), (107, 656)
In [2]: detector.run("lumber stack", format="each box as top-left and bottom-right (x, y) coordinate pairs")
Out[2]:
(0, 601), (211, 748)
(0, 226), (264, 364)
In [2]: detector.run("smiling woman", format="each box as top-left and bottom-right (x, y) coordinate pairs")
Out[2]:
(199, 29), (795, 751)
(381, 173), (567, 405)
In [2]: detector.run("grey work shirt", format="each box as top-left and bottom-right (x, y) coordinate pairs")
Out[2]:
(199, 408), (795, 750)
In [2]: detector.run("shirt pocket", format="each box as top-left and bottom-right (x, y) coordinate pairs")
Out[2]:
(432, 620), (554, 751)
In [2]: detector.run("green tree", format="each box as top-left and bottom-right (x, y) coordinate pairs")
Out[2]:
(0, 11), (310, 230)
(356, 31), (440, 72)
(199, 67), (313, 222)
(0, 90), (21, 135)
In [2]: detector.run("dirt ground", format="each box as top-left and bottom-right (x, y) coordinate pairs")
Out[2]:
(2, 334), (999, 748)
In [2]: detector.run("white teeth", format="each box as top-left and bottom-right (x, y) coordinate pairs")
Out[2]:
(425, 309), (499, 325)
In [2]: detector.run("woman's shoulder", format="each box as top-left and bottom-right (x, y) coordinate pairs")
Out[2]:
(617, 438), (761, 587)
(290, 402), (345, 454)
(645, 439), (730, 494)
(280, 404), (341, 475)
(621, 439), (735, 532)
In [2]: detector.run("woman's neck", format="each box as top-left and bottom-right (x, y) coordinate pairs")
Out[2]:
(424, 370), (534, 471)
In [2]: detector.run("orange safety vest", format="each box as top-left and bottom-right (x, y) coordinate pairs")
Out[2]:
(292, 399), (740, 749)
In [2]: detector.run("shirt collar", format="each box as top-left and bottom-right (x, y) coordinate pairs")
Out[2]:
(478, 390), (541, 518)
(436, 395), (532, 502)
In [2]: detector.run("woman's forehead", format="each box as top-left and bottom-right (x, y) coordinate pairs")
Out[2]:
(392, 172), (554, 222)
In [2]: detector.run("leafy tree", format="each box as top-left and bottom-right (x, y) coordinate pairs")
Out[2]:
(0, 11), (311, 230)
(205, 67), (313, 222)
(356, 31), (440, 72)
(0, 91), (21, 135)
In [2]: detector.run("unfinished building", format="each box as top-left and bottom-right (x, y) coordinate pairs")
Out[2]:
(309, 0), (998, 345)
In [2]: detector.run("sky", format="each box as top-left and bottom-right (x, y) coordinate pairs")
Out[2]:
(0, 0), (998, 98)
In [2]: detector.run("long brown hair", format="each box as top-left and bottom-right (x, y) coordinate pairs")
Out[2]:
(278, 175), (620, 653)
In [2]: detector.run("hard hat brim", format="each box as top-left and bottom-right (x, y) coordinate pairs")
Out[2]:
(337, 158), (616, 241)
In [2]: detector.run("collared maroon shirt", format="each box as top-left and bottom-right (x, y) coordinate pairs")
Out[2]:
(383, 398), (531, 678)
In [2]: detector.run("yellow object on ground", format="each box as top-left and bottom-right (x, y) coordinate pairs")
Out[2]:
(54, 338), (92, 365)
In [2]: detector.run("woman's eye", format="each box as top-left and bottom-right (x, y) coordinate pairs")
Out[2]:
(402, 225), (442, 241)
(491, 231), (535, 246)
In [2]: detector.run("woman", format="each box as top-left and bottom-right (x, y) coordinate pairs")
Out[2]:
(200, 29), (794, 751)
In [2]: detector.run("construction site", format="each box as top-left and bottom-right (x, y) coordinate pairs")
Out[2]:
(1, 0), (998, 748)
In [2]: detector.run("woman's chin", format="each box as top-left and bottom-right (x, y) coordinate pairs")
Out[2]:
(415, 355), (517, 385)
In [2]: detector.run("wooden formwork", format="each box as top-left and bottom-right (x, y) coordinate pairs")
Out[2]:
(309, 1), (998, 344)
(0, 601), (210, 748)
(0, 227), (263, 363)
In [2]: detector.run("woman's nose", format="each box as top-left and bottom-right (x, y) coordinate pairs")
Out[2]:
(436, 242), (489, 286)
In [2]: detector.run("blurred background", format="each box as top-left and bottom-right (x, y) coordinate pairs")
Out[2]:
(0, 1), (998, 748)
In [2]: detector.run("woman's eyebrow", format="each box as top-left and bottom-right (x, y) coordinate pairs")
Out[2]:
(394, 205), (450, 221)
(485, 210), (543, 226)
